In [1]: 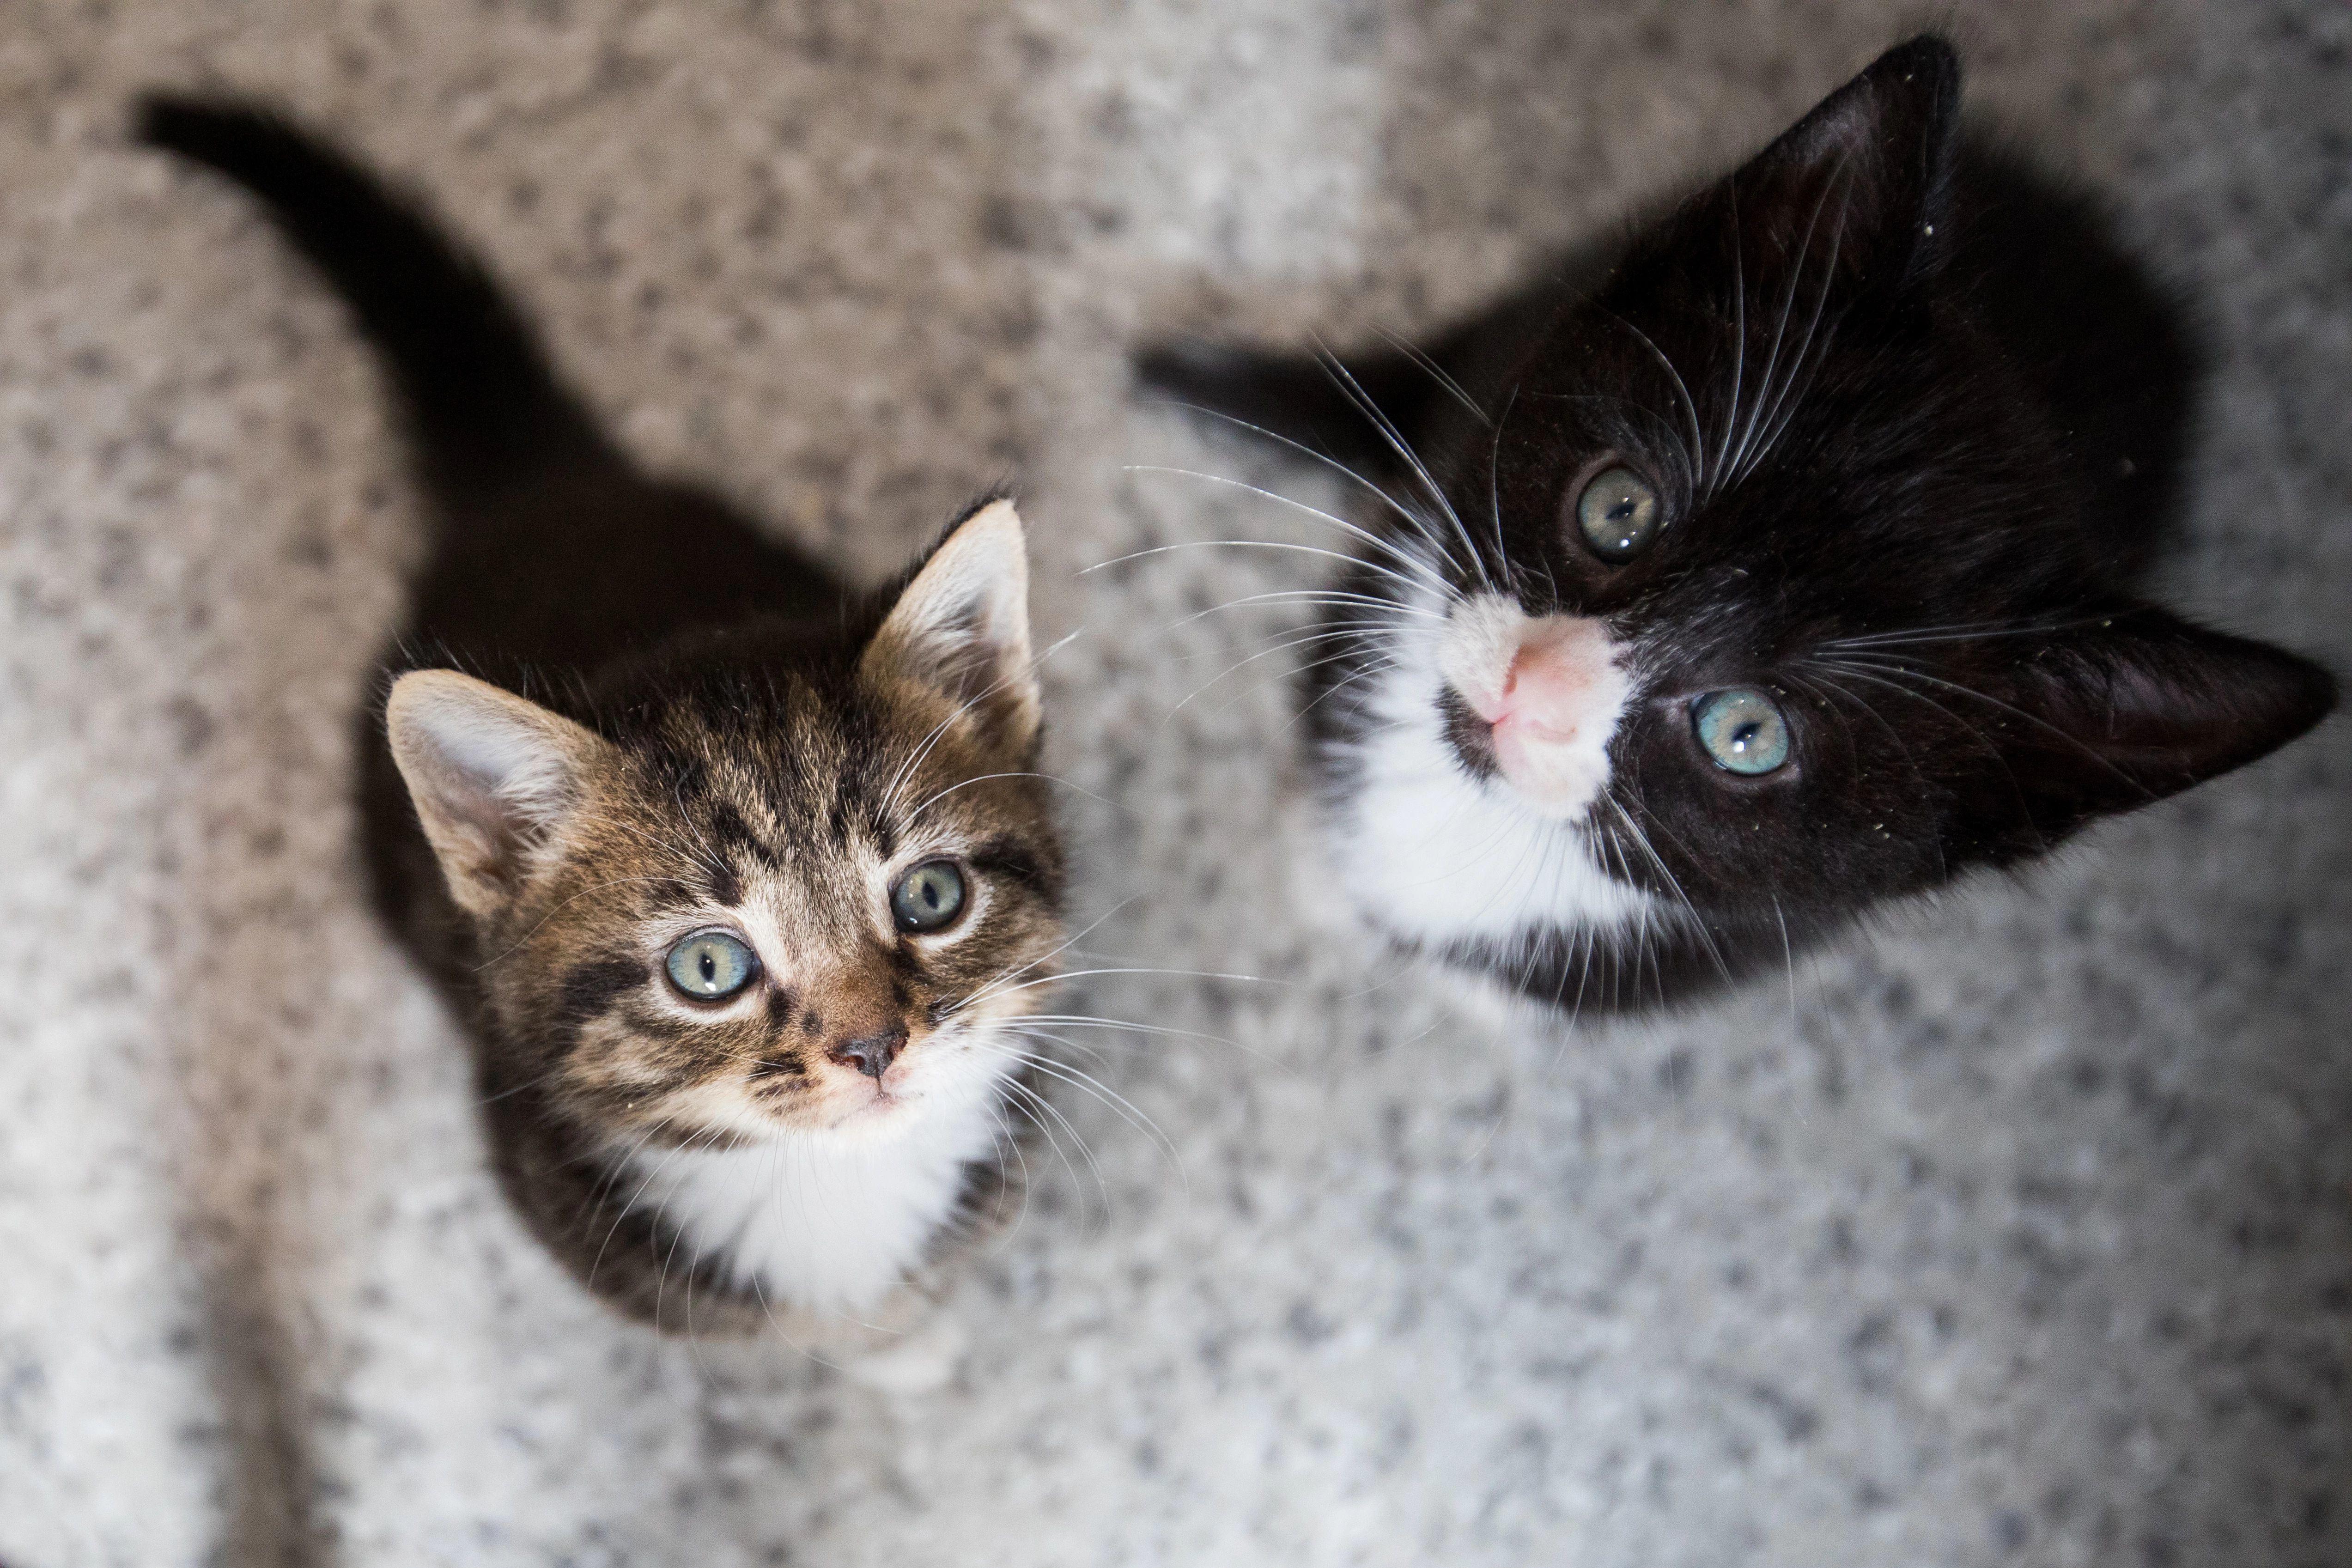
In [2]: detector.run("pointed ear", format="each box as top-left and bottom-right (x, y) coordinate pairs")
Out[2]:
(861, 498), (1040, 749)
(385, 669), (613, 919)
(1730, 35), (1963, 298)
(1985, 608), (2335, 842)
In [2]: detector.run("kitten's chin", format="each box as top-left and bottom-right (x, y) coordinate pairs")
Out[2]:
(822, 1083), (917, 1133)
(1488, 726), (1616, 819)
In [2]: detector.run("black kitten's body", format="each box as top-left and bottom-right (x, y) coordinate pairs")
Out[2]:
(142, 100), (1066, 1340)
(1144, 39), (2333, 1014)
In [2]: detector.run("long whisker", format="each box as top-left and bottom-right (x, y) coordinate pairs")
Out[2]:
(983, 1034), (1184, 1170)
(906, 770), (1131, 826)
(1368, 323), (1491, 426)
(948, 965), (1276, 1015)
(1724, 166), (1836, 483)
(1135, 399), (1462, 571)
(1817, 651), (2153, 798)
(942, 896), (1143, 1017)
(1817, 613), (2116, 652)
(996, 1073), (1100, 1222)
(1165, 587), (1442, 627)
(1721, 176), (1747, 486)
(1604, 795), (1734, 990)
(1118, 466), (1446, 593)
(1079, 538), (1427, 598)
(1742, 169), (1855, 481)
(1311, 342), (1489, 590)
(1599, 309), (1710, 496)
(1166, 621), (1405, 718)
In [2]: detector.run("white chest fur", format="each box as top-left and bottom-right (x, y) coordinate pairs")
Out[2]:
(620, 1083), (1003, 1317)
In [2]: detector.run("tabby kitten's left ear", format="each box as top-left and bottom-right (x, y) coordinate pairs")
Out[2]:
(862, 498), (1040, 749)
(386, 669), (615, 919)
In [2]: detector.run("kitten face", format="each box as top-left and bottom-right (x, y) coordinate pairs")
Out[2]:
(1314, 38), (2334, 1006)
(504, 667), (1058, 1152)
(390, 499), (1062, 1167)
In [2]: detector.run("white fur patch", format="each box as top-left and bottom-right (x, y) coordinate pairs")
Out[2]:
(616, 1031), (1010, 1317)
(1327, 586), (1655, 949)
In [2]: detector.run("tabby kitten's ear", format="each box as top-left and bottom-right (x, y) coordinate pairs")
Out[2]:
(386, 669), (613, 919)
(862, 497), (1040, 749)
(1971, 608), (2337, 855)
(1731, 35), (1963, 299)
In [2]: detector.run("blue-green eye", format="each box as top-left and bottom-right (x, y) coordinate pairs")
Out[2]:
(1692, 687), (1791, 775)
(1574, 465), (1662, 560)
(891, 861), (966, 934)
(665, 930), (759, 1001)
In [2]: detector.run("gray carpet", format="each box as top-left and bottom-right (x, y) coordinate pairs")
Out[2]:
(3, 3), (2347, 1564)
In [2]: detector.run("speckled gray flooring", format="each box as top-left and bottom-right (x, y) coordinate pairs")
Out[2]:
(2, 3), (2347, 1565)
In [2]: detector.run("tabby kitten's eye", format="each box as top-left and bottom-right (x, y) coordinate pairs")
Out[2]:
(1692, 687), (1791, 775)
(1574, 465), (1662, 561)
(892, 860), (967, 934)
(665, 930), (760, 1002)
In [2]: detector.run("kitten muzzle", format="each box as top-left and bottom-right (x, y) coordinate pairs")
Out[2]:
(1438, 599), (1629, 819)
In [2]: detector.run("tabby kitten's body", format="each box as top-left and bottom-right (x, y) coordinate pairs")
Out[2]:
(1144, 38), (2335, 1014)
(141, 99), (1064, 1339)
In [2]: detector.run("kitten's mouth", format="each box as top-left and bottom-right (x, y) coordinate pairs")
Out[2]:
(827, 1077), (906, 1127)
(1437, 599), (1629, 818)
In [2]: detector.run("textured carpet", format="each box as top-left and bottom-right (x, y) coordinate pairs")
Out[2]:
(2, 3), (2347, 1565)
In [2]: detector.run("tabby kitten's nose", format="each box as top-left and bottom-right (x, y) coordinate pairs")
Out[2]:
(831, 1027), (907, 1081)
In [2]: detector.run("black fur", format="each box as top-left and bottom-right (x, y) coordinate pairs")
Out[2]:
(1140, 37), (2336, 1013)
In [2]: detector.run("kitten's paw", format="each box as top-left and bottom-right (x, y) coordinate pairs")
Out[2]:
(840, 1310), (966, 1396)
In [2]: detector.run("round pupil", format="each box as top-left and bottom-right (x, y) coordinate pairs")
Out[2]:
(1575, 466), (1660, 560)
(893, 862), (965, 932)
(1693, 688), (1791, 776)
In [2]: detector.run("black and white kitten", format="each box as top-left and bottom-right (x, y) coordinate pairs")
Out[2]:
(139, 98), (1067, 1345)
(1141, 36), (2336, 1014)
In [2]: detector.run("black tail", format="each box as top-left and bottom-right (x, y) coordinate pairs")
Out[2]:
(136, 92), (614, 500)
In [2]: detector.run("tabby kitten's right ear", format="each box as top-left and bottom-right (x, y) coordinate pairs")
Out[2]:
(862, 497), (1040, 750)
(386, 669), (612, 918)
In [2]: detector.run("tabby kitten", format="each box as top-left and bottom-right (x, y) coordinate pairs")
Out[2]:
(1141, 37), (2335, 1014)
(140, 98), (1065, 1341)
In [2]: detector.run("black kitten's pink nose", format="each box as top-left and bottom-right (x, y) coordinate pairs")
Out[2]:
(831, 1027), (907, 1081)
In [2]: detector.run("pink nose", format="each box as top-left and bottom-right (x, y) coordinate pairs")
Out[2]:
(1465, 617), (1616, 745)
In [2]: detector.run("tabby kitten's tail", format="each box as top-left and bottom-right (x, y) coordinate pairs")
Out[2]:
(135, 96), (614, 501)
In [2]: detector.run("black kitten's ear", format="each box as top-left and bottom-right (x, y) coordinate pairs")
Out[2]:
(863, 497), (1040, 749)
(1731, 35), (1963, 298)
(1984, 608), (2336, 845)
(386, 670), (614, 919)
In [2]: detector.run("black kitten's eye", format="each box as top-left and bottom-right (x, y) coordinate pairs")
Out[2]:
(1692, 688), (1791, 775)
(665, 930), (760, 1001)
(1574, 465), (1662, 560)
(891, 860), (967, 934)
